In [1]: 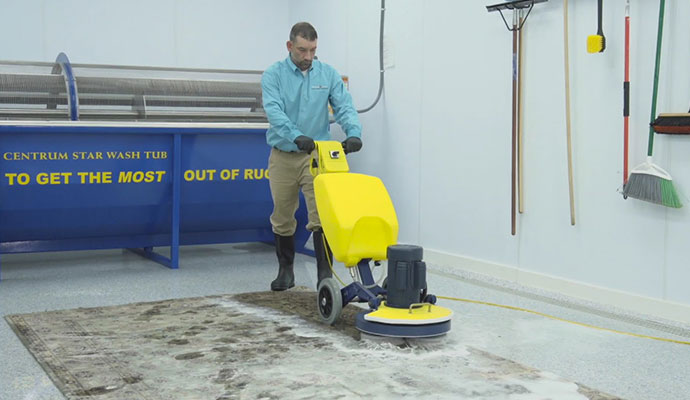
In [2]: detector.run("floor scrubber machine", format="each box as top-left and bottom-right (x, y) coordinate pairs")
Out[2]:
(311, 141), (453, 338)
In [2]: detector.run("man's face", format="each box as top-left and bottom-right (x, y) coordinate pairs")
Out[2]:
(287, 36), (317, 71)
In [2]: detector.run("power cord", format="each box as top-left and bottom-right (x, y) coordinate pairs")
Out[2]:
(321, 247), (690, 346)
(437, 295), (690, 346)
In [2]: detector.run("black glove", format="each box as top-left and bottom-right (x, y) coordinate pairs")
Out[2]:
(341, 137), (362, 154)
(294, 135), (315, 153)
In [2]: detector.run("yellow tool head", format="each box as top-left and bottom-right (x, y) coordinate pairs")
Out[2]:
(587, 35), (605, 53)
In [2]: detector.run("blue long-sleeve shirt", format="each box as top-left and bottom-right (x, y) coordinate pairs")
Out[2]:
(262, 56), (362, 151)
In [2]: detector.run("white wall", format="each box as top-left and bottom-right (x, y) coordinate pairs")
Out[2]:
(0, 0), (288, 69)
(291, 0), (690, 322)
(2, 0), (689, 322)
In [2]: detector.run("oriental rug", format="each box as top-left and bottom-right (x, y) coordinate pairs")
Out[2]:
(6, 288), (622, 399)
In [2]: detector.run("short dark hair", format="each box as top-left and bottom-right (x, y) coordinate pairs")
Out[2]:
(290, 22), (318, 42)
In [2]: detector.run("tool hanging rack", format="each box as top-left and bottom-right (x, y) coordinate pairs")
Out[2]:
(486, 0), (548, 32)
(0, 52), (266, 122)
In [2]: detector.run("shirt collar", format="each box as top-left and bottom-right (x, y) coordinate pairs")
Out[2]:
(285, 56), (315, 73)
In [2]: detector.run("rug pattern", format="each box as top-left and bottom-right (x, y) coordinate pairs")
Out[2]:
(6, 288), (623, 399)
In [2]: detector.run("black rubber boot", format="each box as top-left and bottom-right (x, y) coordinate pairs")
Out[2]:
(313, 229), (333, 288)
(271, 234), (295, 291)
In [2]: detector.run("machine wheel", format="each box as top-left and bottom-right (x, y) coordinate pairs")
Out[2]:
(317, 278), (342, 325)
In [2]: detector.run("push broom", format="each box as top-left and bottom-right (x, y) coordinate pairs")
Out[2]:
(622, 0), (681, 208)
(652, 111), (690, 135)
(647, 1), (690, 136)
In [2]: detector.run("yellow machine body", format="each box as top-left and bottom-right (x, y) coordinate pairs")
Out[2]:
(310, 140), (351, 175)
(312, 141), (399, 267)
(312, 141), (452, 338)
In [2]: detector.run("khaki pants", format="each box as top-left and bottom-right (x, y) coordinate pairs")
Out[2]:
(268, 148), (320, 236)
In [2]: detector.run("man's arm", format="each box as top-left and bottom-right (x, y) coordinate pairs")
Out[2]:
(328, 74), (362, 138)
(262, 70), (301, 143)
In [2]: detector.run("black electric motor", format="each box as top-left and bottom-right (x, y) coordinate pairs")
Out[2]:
(385, 244), (427, 308)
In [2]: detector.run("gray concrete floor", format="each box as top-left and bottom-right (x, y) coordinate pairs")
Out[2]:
(1, 242), (689, 400)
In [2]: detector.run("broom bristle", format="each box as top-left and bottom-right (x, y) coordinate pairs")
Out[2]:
(660, 179), (682, 208)
(652, 114), (690, 134)
(623, 172), (682, 208)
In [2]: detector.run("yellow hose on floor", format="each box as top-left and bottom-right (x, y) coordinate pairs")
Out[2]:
(322, 246), (688, 345)
(438, 295), (690, 346)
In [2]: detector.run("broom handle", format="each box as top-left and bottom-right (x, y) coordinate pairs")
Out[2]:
(510, 10), (518, 236)
(518, 13), (525, 214)
(564, 0), (575, 225)
(597, 0), (604, 35)
(623, 0), (630, 184)
(648, 0), (665, 157)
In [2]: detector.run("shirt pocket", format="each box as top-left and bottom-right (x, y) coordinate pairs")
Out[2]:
(310, 83), (330, 104)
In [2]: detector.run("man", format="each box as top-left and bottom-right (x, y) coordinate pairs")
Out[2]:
(262, 22), (363, 291)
